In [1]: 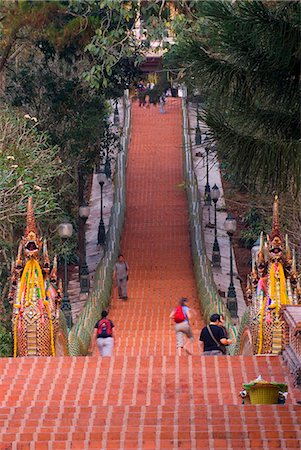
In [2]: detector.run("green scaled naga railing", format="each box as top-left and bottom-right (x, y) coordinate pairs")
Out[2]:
(68, 90), (131, 356)
(181, 88), (238, 352)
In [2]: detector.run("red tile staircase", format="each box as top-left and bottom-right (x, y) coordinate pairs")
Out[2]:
(0, 99), (300, 449)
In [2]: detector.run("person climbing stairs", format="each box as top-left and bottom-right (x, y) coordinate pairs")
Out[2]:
(0, 97), (300, 450)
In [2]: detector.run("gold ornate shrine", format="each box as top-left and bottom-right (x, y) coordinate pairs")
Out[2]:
(246, 196), (301, 355)
(10, 197), (68, 357)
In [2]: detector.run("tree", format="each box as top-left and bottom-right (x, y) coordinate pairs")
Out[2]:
(166, 0), (301, 194)
(0, 106), (69, 337)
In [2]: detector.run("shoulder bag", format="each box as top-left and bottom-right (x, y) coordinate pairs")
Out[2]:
(206, 325), (227, 355)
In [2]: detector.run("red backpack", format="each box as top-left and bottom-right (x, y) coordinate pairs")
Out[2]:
(97, 319), (112, 337)
(173, 306), (186, 323)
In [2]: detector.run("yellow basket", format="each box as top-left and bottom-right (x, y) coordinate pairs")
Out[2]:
(248, 384), (280, 404)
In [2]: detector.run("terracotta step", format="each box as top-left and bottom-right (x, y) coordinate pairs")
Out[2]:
(0, 356), (299, 409)
(1, 405), (300, 449)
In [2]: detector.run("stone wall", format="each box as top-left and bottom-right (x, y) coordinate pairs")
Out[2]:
(281, 305), (301, 386)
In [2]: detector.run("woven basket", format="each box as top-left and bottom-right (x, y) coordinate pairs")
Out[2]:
(248, 384), (279, 405)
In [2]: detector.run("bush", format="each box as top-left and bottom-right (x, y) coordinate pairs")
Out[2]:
(0, 324), (12, 357)
(240, 208), (265, 249)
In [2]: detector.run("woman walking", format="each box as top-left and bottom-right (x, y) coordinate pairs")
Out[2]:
(91, 310), (115, 357)
(170, 297), (194, 356)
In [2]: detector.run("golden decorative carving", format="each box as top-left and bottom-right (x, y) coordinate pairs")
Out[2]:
(11, 197), (67, 357)
(247, 196), (300, 355)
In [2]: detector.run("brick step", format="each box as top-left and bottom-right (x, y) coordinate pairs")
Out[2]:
(1, 441), (301, 450)
(0, 356), (298, 408)
(1, 405), (300, 449)
(0, 439), (300, 450)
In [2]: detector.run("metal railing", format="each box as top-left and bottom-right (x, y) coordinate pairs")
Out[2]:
(68, 90), (131, 356)
(181, 88), (238, 350)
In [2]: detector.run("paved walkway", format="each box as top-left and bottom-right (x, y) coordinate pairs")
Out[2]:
(188, 104), (246, 319)
(108, 98), (203, 356)
(69, 100), (124, 321)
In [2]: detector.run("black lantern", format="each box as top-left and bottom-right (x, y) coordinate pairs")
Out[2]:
(58, 222), (73, 329)
(203, 135), (211, 207)
(224, 213), (238, 318)
(79, 203), (90, 293)
(195, 102), (202, 146)
(211, 184), (221, 267)
(97, 171), (106, 246)
(113, 100), (119, 127)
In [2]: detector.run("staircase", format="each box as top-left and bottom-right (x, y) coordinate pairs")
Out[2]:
(0, 356), (300, 449)
(0, 99), (300, 449)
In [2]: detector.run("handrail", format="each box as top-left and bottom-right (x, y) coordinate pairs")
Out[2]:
(68, 90), (131, 356)
(181, 88), (238, 350)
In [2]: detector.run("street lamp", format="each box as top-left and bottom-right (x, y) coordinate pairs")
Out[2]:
(195, 101), (202, 146)
(211, 184), (221, 267)
(104, 157), (112, 179)
(224, 213), (238, 318)
(203, 135), (213, 227)
(203, 135), (211, 207)
(79, 203), (90, 294)
(97, 170), (106, 246)
(113, 100), (119, 127)
(58, 222), (73, 329)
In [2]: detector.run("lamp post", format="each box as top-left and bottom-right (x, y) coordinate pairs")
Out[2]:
(104, 157), (112, 179)
(211, 184), (221, 267)
(204, 136), (211, 206)
(224, 213), (238, 318)
(113, 99), (119, 127)
(195, 101), (202, 146)
(203, 135), (213, 227)
(97, 170), (106, 246)
(79, 203), (90, 294)
(58, 222), (73, 329)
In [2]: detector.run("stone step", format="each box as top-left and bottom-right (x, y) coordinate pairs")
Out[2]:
(1, 405), (300, 449)
(0, 356), (299, 410)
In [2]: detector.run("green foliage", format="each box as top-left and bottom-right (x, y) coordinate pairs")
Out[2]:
(98, 123), (119, 167)
(0, 106), (67, 225)
(166, 0), (301, 194)
(240, 207), (267, 249)
(0, 323), (12, 358)
(5, 52), (106, 167)
(0, 106), (72, 328)
(82, 0), (141, 89)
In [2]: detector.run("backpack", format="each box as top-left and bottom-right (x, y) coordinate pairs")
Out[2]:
(173, 306), (186, 323)
(97, 319), (112, 337)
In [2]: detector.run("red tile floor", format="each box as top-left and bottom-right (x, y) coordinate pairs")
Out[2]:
(0, 99), (300, 449)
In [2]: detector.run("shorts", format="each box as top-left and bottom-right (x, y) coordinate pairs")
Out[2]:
(175, 322), (193, 348)
(203, 350), (223, 356)
(96, 337), (114, 357)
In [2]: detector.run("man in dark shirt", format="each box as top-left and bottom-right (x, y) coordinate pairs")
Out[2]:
(199, 313), (232, 355)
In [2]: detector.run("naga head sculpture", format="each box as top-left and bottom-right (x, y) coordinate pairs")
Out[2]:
(256, 232), (267, 278)
(267, 196), (283, 263)
(22, 197), (42, 259)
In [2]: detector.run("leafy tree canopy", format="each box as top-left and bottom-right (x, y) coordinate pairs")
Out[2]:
(0, 106), (72, 331)
(166, 0), (301, 194)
